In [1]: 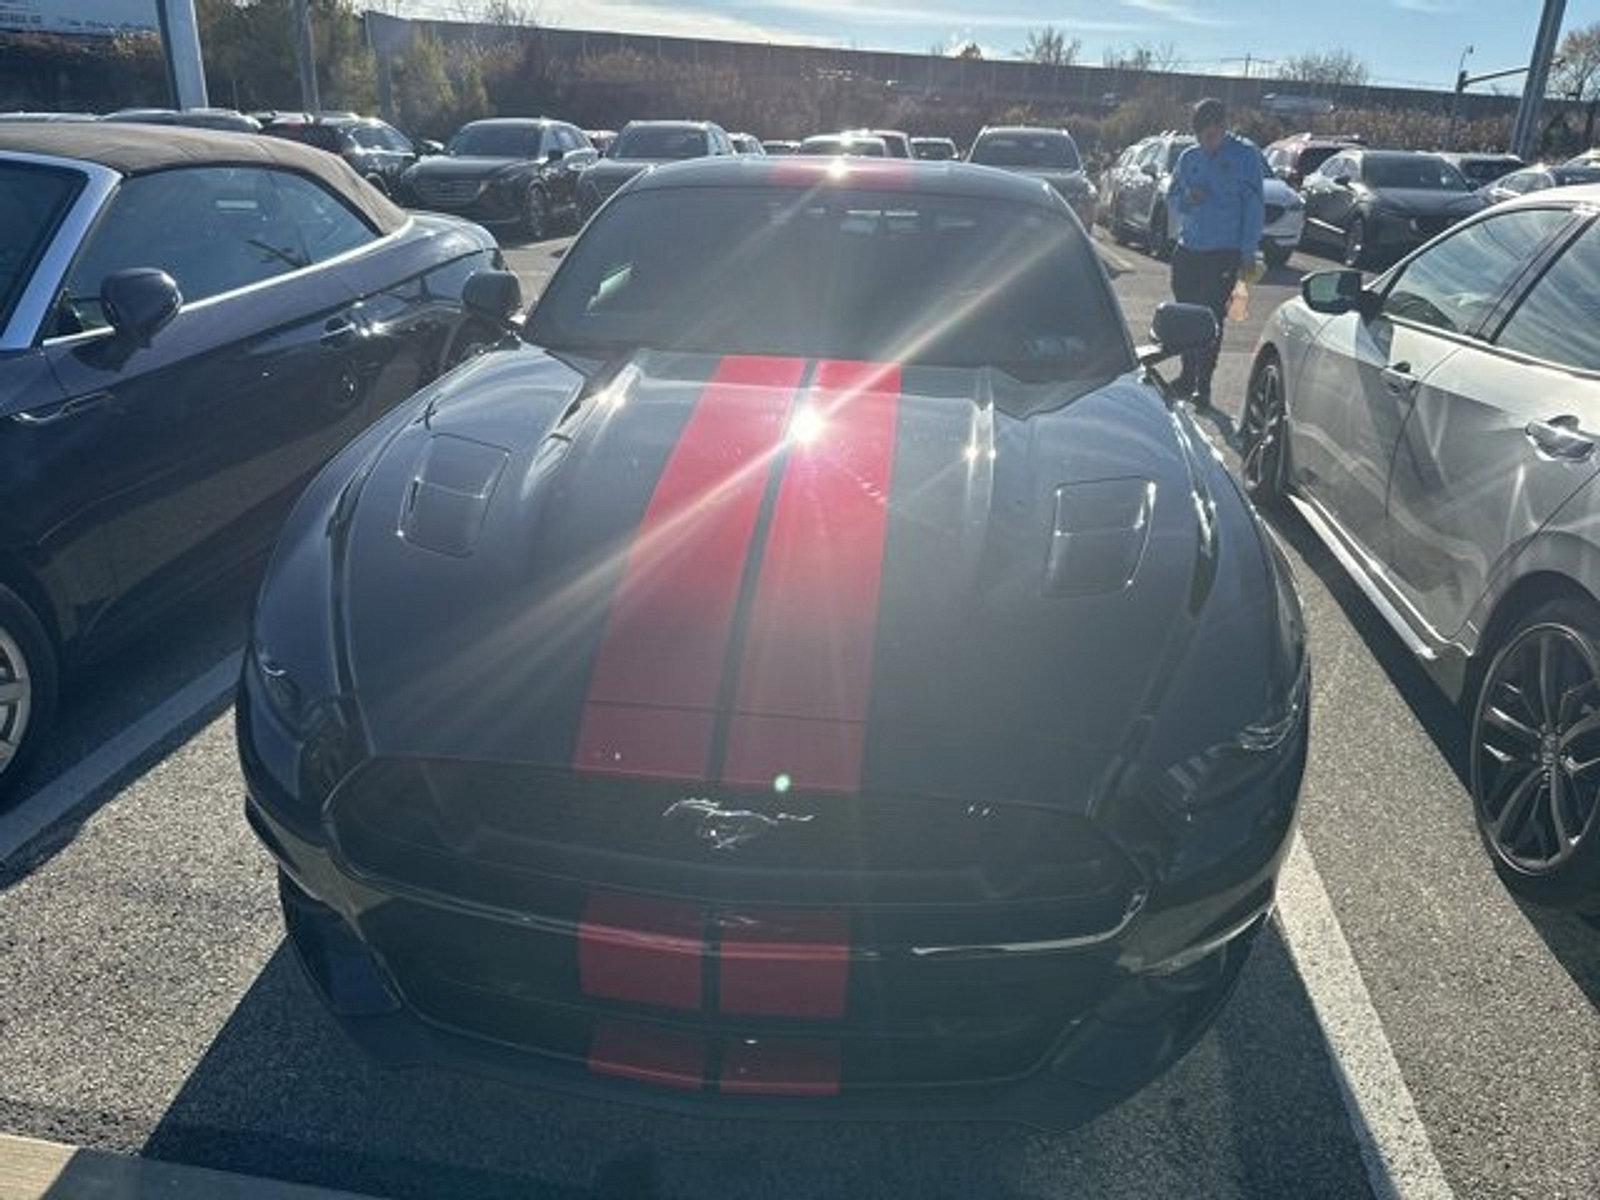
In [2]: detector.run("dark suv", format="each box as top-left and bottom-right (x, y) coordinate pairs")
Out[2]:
(263, 115), (426, 196)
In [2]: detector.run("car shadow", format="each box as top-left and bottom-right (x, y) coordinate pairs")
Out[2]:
(1261, 502), (1600, 1013)
(138, 930), (1374, 1199)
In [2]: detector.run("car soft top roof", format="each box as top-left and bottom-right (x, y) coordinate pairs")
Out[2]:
(624, 155), (1066, 208)
(0, 120), (407, 234)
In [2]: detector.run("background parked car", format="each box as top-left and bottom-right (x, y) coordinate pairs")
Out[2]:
(728, 132), (767, 155)
(842, 127), (911, 158)
(263, 114), (428, 196)
(1243, 188), (1600, 910)
(584, 129), (616, 156)
(1298, 149), (1485, 267)
(798, 133), (887, 157)
(101, 107), (261, 132)
(910, 136), (959, 161)
(576, 119), (732, 219)
(967, 125), (1097, 231)
(1264, 132), (1363, 188)
(1439, 152), (1526, 189)
(761, 139), (800, 155)
(1480, 161), (1600, 205)
(399, 118), (595, 240)
(0, 111), (95, 123)
(0, 122), (500, 790)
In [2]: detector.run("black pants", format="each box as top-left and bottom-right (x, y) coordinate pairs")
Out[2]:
(1169, 245), (1239, 396)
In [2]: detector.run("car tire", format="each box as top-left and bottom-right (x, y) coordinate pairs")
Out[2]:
(1342, 217), (1369, 269)
(1240, 353), (1290, 509)
(521, 185), (550, 241)
(0, 584), (58, 796)
(1262, 242), (1292, 270)
(1471, 594), (1600, 913)
(1148, 207), (1171, 260)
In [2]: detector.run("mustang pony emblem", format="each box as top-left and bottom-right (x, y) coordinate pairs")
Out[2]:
(661, 797), (815, 852)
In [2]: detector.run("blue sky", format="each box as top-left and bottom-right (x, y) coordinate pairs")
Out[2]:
(473, 0), (1600, 92)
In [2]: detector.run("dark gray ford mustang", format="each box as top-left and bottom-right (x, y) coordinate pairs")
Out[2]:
(239, 156), (1308, 1128)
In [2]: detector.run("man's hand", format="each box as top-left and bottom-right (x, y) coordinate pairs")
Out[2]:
(1240, 253), (1266, 284)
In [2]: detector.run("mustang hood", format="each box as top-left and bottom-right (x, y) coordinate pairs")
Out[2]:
(327, 349), (1274, 811)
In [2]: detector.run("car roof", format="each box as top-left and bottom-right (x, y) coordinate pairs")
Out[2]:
(0, 121), (407, 233)
(976, 125), (1071, 137)
(621, 120), (716, 131)
(623, 156), (1067, 208)
(458, 117), (553, 128)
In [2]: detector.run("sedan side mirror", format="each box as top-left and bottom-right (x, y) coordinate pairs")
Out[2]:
(1332, 174), (1353, 188)
(1141, 163), (1159, 178)
(546, 148), (565, 164)
(101, 268), (182, 348)
(1138, 302), (1218, 368)
(419, 139), (444, 156)
(462, 269), (523, 330)
(1302, 268), (1377, 316)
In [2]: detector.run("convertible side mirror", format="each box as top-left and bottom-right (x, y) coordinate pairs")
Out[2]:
(1138, 302), (1218, 369)
(462, 269), (523, 330)
(1302, 268), (1378, 317)
(101, 268), (182, 348)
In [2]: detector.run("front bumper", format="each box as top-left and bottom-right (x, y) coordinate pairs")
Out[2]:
(399, 179), (525, 225)
(238, 677), (1303, 1131)
(1368, 210), (1469, 252)
(1262, 206), (1305, 248)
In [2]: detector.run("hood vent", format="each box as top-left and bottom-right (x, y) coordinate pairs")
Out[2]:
(1046, 478), (1157, 598)
(399, 434), (509, 557)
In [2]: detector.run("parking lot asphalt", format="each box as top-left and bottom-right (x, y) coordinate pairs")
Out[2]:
(0, 228), (1594, 1200)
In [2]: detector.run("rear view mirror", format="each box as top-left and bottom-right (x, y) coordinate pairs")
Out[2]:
(1302, 269), (1372, 316)
(1139, 302), (1218, 368)
(462, 269), (523, 330)
(101, 268), (182, 348)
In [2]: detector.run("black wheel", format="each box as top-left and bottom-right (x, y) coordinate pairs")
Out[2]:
(520, 185), (550, 241)
(1342, 216), (1369, 269)
(1148, 207), (1171, 260)
(1240, 354), (1290, 508)
(1262, 242), (1292, 270)
(0, 584), (58, 796)
(1471, 596), (1600, 911)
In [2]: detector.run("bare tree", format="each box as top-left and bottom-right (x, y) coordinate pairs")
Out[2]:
(1276, 49), (1369, 87)
(1019, 26), (1081, 67)
(954, 41), (984, 61)
(1101, 42), (1180, 73)
(1553, 23), (1600, 100)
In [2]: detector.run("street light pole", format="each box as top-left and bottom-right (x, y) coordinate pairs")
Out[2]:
(1447, 45), (1473, 150)
(293, 0), (322, 114)
(155, 0), (208, 110)
(1511, 0), (1567, 160)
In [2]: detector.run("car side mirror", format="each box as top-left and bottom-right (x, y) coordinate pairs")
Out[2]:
(1138, 302), (1218, 368)
(101, 268), (182, 348)
(546, 148), (565, 164)
(1141, 163), (1159, 178)
(1302, 268), (1377, 316)
(1332, 174), (1353, 188)
(419, 139), (444, 156)
(462, 269), (523, 330)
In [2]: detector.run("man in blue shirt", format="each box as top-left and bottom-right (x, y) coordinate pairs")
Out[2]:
(1166, 98), (1264, 408)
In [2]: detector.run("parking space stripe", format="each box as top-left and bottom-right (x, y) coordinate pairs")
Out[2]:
(0, 1132), (376, 1199)
(0, 651), (241, 868)
(1277, 833), (1457, 1200)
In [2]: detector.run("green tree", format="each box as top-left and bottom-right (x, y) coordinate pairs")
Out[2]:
(394, 28), (455, 136)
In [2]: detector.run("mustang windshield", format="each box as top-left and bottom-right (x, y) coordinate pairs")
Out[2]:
(530, 185), (1129, 379)
(0, 162), (81, 332)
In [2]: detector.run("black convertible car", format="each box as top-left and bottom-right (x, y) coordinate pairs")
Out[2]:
(0, 123), (499, 789)
(240, 157), (1309, 1126)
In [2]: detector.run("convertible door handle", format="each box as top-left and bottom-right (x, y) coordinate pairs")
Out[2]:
(11, 391), (114, 426)
(1526, 416), (1596, 462)
(1381, 362), (1419, 395)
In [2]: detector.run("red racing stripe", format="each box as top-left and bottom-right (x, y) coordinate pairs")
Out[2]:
(589, 1019), (706, 1090)
(575, 355), (807, 780)
(579, 892), (704, 1011)
(720, 1038), (842, 1097)
(718, 909), (850, 1019)
(721, 360), (900, 794)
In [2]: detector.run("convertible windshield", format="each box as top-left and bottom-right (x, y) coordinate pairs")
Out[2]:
(970, 133), (1080, 171)
(0, 162), (81, 331)
(530, 185), (1128, 380)
(447, 124), (542, 158)
(612, 126), (709, 160)
(1364, 155), (1471, 191)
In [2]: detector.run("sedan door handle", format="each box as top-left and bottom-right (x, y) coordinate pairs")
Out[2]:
(1381, 363), (1419, 395)
(321, 317), (360, 348)
(1525, 416), (1597, 462)
(11, 391), (114, 426)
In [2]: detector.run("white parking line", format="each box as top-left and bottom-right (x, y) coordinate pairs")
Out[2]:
(0, 651), (241, 868)
(1097, 243), (1139, 274)
(1277, 833), (1457, 1200)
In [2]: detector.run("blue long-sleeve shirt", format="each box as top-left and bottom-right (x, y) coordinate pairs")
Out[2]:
(1167, 133), (1265, 260)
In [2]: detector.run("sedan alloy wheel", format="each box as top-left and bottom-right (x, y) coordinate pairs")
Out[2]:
(1342, 217), (1368, 269)
(0, 624), (30, 777)
(1473, 614), (1600, 902)
(1240, 356), (1289, 506)
(522, 185), (550, 241)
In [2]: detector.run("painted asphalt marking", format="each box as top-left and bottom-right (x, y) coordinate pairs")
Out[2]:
(0, 1132), (374, 1199)
(1277, 833), (1457, 1200)
(0, 651), (241, 868)
(1096, 243), (1139, 274)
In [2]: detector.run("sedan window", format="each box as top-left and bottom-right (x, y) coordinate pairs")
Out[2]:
(612, 126), (710, 160)
(54, 166), (372, 334)
(0, 161), (81, 332)
(1495, 223), (1600, 372)
(1381, 208), (1570, 335)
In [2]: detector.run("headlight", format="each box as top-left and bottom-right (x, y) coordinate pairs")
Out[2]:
(1159, 654), (1308, 811)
